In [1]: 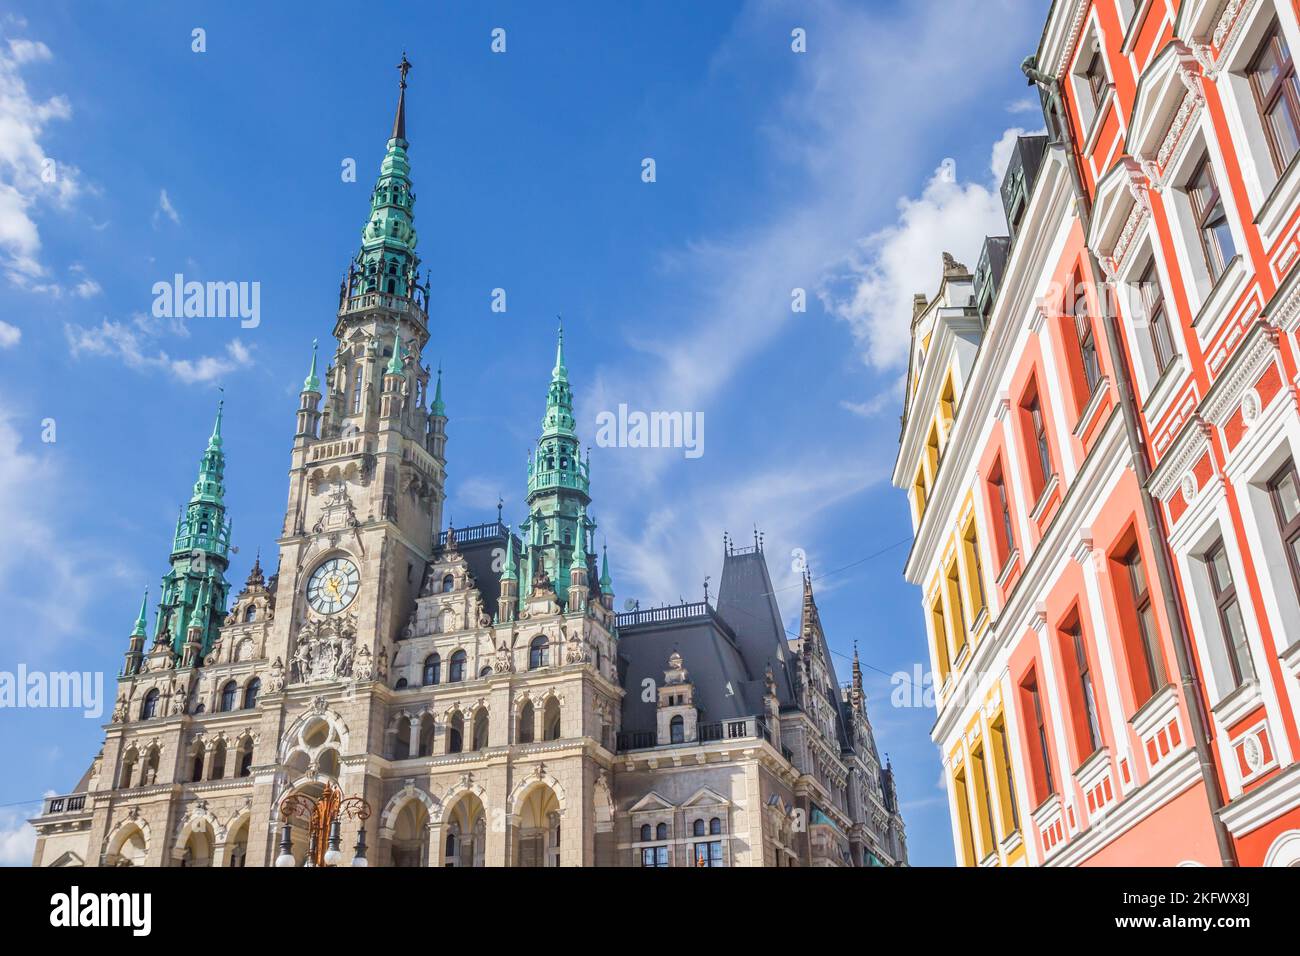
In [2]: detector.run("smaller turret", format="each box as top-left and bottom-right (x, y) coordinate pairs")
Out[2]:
(599, 543), (614, 611)
(296, 339), (323, 440)
(122, 587), (149, 676)
(497, 532), (519, 623)
(567, 527), (588, 612)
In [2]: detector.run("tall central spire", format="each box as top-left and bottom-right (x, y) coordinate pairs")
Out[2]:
(351, 53), (420, 299)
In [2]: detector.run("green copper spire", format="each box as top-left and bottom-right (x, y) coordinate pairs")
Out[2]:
(155, 402), (233, 658)
(386, 332), (404, 375)
(303, 339), (321, 393)
(208, 398), (224, 450)
(521, 322), (591, 608)
(431, 363), (446, 416)
(502, 530), (518, 582)
(131, 587), (149, 637)
(355, 54), (420, 298)
(600, 543), (612, 590)
(553, 315), (567, 380)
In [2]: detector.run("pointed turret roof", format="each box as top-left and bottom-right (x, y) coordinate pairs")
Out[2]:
(386, 331), (404, 375)
(303, 339), (321, 393)
(431, 363), (446, 416)
(131, 587), (149, 638)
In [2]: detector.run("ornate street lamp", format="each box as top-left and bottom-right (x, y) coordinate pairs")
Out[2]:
(275, 782), (372, 867)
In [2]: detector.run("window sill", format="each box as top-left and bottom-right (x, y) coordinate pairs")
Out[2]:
(999, 828), (1023, 856)
(1211, 678), (1263, 732)
(1072, 376), (1111, 440)
(1120, 0), (1155, 56)
(1191, 254), (1248, 346)
(1030, 474), (1060, 524)
(1140, 354), (1188, 429)
(1130, 682), (1178, 740)
(1080, 87), (1115, 158)
(1254, 150), (1300, 249)
(996, 548), (1020, 589)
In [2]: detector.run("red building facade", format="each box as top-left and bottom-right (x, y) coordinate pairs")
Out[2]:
(896, 0), (1300, 866)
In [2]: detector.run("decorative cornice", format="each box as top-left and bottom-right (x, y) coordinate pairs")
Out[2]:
(1200, 322), (1279, 426)
(1147, 415), (1212, 501)
(1050, 0), (1092, 80)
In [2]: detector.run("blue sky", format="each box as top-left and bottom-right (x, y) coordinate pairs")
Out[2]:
(0, 0), (1048, 865)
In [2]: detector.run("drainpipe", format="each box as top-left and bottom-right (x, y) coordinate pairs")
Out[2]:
(1022, 58), (1237, 867)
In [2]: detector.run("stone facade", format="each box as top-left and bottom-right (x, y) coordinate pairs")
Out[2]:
(29, 64), (906, 869)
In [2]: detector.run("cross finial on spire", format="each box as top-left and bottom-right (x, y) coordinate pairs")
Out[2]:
(392, 53), (412, 141)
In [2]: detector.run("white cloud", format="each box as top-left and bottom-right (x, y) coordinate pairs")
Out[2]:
(454, 476), (508, 515)
(0, 319), (18, 347)
(0, 399), (127, 647)
(603, 451), (888, 624)
(1007, 94), (1040, 114)
(821, 126), (1038, 370)
(65, 316), (251, 383)
(0, 803), (37, 866)
(152, 188), (180, 228)
(0, 28), (81, 286)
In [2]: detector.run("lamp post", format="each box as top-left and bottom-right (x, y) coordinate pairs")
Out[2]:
(275, 782), (372, 867)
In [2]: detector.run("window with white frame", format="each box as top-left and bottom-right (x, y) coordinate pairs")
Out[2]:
(1165, 135), (1245, 309)
(1071, 25), (1112, 134)
(1118, 245), (1181, 399)
(1219, 5), (1300, 215)
(1203, 538), (1257, 693)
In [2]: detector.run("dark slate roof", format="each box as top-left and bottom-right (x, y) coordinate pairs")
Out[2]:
(616, 603), (762, 734)
(714, 546), (796, 706)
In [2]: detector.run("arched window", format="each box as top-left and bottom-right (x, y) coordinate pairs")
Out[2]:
(142, 747), (159, 786)
(518, 701), (535, 744)
(656, 822), (668, 841)
(640, 824), (652, 841)
(441, 574), (455, 593)
(670, 715), (685, 744)
(244, 605), (257, 623)
(210, 741), (227, 780)
(242, 678), (260, 710)
(447, 713), (464, 754)
(194, 701), (205, 715)
(190, 743), (204, 782)
(449, 650), (466, 683)
(395, 677), (408, 689)
(529, 635), (549, 670)
(693, 818), (705, 837)
(543, 697), (561, 741)
(237, 739), (254, 777)
(220, 680), (238, 712)
(472, 710), (489, 751)
(709, 817), (722, 835)
(478, 665), (492, 678)
(141, 689), (159, 720)
(120, 749), (138, 789)
(423, 654), (441, 686)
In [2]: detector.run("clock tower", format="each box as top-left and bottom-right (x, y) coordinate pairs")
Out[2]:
(265, 53), (446, 692)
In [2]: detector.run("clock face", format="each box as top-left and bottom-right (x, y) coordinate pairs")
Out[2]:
(306, 557), (360, 615)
